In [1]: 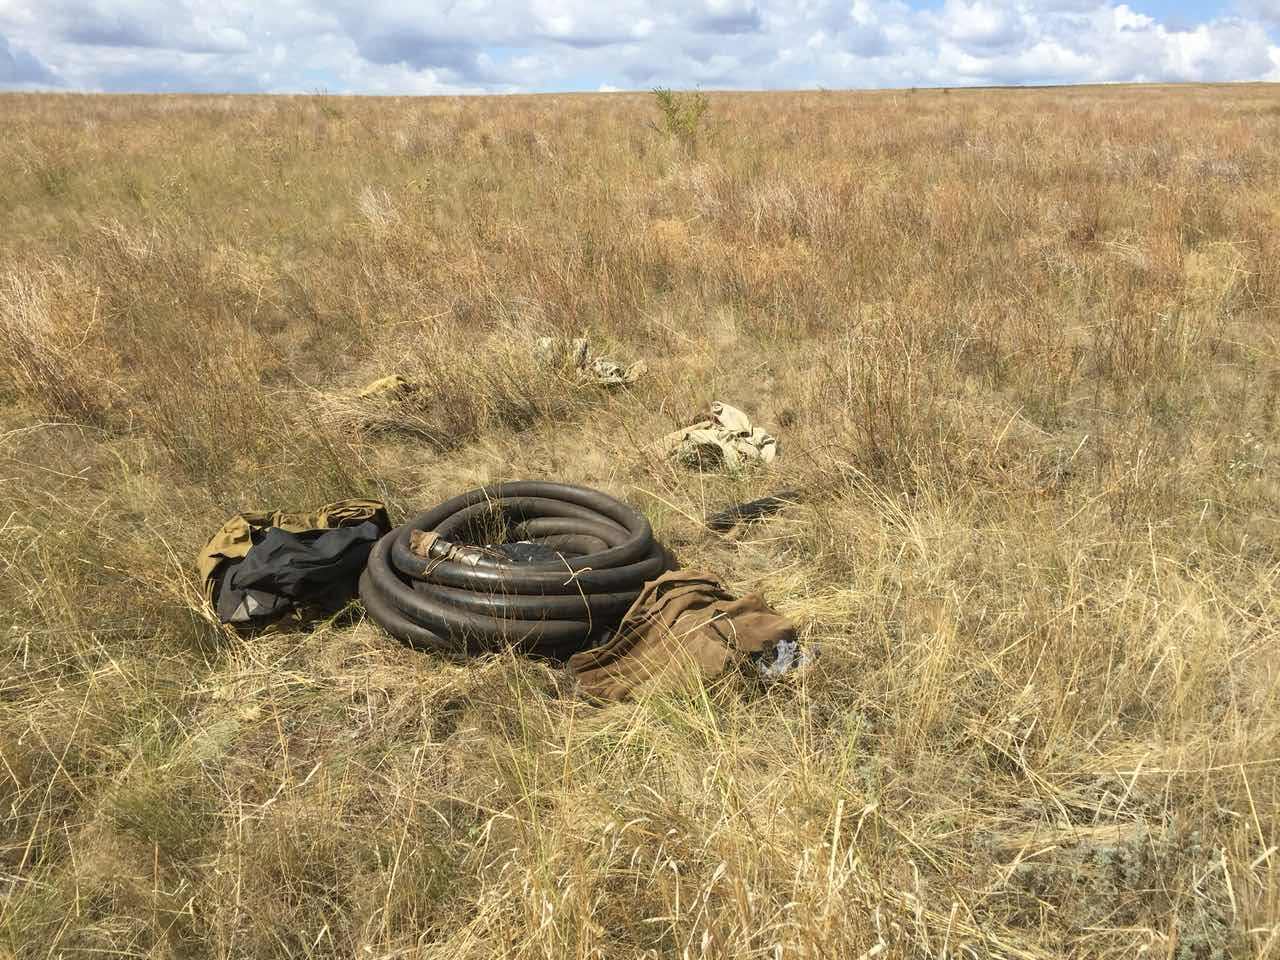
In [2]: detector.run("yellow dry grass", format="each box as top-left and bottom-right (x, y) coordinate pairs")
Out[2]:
(0, 85), (1277, 959)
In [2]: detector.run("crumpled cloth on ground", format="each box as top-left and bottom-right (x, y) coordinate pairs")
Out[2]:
(197, 499), (390, 626)
(567, 569), (801, 701)
(535, 336), (647, 387)
(652, 401), (778, 470)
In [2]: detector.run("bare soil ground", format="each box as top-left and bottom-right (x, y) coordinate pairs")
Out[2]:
(1, 85), (1277, 958)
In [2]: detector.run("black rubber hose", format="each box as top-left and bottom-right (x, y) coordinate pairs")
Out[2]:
(359, 482), (667, 659)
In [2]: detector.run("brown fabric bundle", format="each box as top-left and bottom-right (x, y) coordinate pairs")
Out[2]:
(568, 569), (797, 701)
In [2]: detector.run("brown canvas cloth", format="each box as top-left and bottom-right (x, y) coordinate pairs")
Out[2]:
(197, 498), (389, 602)
(568, 569), (797, 701)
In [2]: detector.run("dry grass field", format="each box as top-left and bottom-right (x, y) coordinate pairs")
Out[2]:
(1, 85), (1278, 959)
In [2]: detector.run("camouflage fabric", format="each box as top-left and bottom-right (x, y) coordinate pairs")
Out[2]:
(197, 498), (390, 602)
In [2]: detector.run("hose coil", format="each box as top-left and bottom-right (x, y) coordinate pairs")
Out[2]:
(359, 482), (667, 658)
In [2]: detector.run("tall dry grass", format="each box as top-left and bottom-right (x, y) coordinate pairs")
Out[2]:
(0, 85), (1277, 959)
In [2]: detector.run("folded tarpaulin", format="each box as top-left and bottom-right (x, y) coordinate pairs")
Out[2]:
(197, 498), (390, 628)
(567, 569), (800, 700)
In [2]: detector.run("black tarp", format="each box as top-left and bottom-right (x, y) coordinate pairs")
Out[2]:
(216, 521), (383, 626)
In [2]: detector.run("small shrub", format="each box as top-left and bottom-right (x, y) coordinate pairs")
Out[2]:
(652, 88), (711, 155)
(312, 88), (344, 121)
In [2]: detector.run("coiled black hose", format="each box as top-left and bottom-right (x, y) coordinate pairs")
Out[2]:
(359, 482), (667, 659)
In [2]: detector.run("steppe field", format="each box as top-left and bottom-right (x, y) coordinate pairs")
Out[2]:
(1, 85), (1278, 959)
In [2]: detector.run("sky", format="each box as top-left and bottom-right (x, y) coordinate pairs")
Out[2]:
(0, 0), (1278, 94)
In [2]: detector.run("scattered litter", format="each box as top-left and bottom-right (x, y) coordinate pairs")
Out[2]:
(654, 400), (778, 470)
(567, 569), (803, 701)
(196, 484), (812, 703)
(535, 336), (647, 387)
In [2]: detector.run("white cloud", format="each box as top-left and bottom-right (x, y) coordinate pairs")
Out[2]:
(934, 0), (1029, 50)
(0, 0), (1275, 92)
(0, 32), (58, 84)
